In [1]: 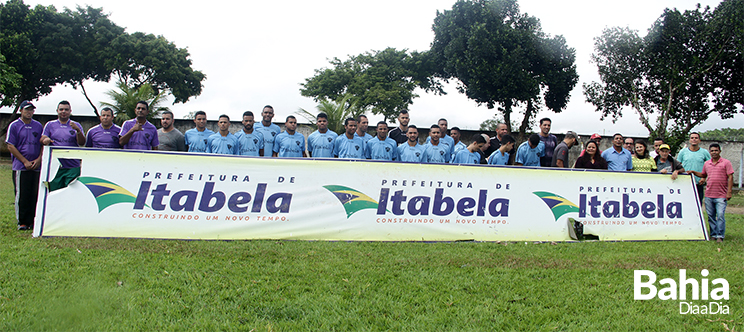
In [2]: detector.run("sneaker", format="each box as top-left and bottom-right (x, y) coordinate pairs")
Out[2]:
(17, 225), (29, 231)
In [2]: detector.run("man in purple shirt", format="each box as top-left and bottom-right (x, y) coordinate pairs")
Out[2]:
(538, 117), (557, 167)
(41, 100), (86, 191)
(6, 101), (43, 230)
(119, 101), (159, 150)
(85, 107), (121, 148)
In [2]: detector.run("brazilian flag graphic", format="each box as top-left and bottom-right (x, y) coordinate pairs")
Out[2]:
(78, 177), (141, 212)
(323, 185), (380, 218)
(533, 191), (580, 221)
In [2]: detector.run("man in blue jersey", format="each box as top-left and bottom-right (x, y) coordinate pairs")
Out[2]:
(354, 115), (374, 143)
(334, 118), (366, 159)
(184, 111), (214, 153)
(488, 135), (515, 165)
(273, 116), (307, 158)
(514, 134), (545, 167)
(450, 127), (466, 154)
(235, 111), (264, 157)
(452, 134), (487, 164)
(423, 125), (450, 163)
(206, 115), (239, 155)
(6, 101), (43, 230)
(307, 112), (337, 158)
(366, 121), (398, 161)
(86, 107), (121, 149)
(397, 125), (425, 162)
(425, 118), (455, 155)
(255, 105), (281, 157)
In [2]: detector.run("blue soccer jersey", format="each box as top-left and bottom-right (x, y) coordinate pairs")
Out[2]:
(273, 132), (306, 158)
(488, 150), (510, 165)
(333, 135), (366, 159)
(235, 130), (264, 156)
(397, 143), (425, 163)
(206, 132), (239, 155)
(451, 149), (480, 164)
(254, 122), (281, 157)
(365, 136), (398, 161)
(184, 128), (215, 153)
(422, 142), (451, 163)
(307, 130), (338, 158)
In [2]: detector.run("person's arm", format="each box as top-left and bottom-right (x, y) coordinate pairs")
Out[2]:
(687, 170), (706, 179)
(726, 174), (733, 200)
(119, 121), (142, 146)
(71, 121), (85, 146)
(177, 135), (186, 152)
(7, 144), (33, 170)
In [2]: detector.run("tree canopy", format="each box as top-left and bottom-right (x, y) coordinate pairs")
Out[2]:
(0, 0), (205, 115)
(300, 48), (443, 122)
(699, 127), (744, 142)
(430, 0), (578, 136)
(583, 0), (744, 152)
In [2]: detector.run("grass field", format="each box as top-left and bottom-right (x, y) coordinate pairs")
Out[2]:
(0, 163), (742, 331)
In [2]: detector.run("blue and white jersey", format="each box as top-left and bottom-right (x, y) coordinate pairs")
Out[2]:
(422, 142), (451, 163)
(453, 141), (467, 154)
(333, 134), (366, 159)
(397, 143), (425, 163)
(488, 150), (510, 165)
(365, 136), (398, 161)
(426, 134), (456, 155)
(234, 130), (264, 157)
(206, 132), (239, 155)
(254, 122), (281, 157)
(354, 132), (374, 144)
(307, 130), (338, 158)
(451, 149), (480, 164)
(184, 128), (215, 153)
(514, 141), (545, 167)
(273, 131), (305, 158)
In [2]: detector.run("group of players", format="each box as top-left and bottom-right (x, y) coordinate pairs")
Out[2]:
(5, 100), (735, 241)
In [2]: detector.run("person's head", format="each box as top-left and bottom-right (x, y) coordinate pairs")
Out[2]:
(612, 133), (624, 148)
(689, 132), (700, 147)
(658, 144), (671, 160)
(357, 115), (368, 132)
(480, 133), (491, 151)
(709, 143), (721, 159)
(500, 134), (515, 151)
(496, 123), (508, 139)
(624, 137), (634, 151)
(262, 105), (274, 123)
(635, 140), (648, 158)
(565, 131), (578, 147)
(344, 117), (357, 136)
(406, 125), (418, 143)
(471, 134), (487, 151)
(242, 111), (255, 132)
(218, 114), (230, 132)
(539, 118), (551, 135)
(160, 110), (174, 130)
(429, 125), (441, 144)
(528, 134), (540, 148)
(398, 110), (410, 127)
(57, 100), (72, 121)
(438, 118), (448, 135)
(316, 112), (328, 131)
(585, 140), (599, 158)
(193, 111), (207, 130)
(376, 121), (388, 139)
(135, 101), (149, 120)
(653, 138), (664, 152)
(590, 133), (602, 145)
(450, 127), (461, 142)
(285, 115), (297, 132)
(99, 107), (114, 127)
(19, 100), (36, 121)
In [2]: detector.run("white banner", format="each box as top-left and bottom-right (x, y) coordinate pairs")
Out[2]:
(34, 147), (708, 241)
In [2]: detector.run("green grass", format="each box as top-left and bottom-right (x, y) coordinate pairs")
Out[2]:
(0, 164), (742, 331)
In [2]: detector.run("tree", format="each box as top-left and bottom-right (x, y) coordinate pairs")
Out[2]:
(296, 94), (366, 134)
(699, 127), (744, 142)
(430, 0), (578, 136)
(100, 81), (170, 125)
(584, 1), (744, 153)
(300, 48), (443, 122)
(0, 52), (22, 107)
(479, 112), (520, 132)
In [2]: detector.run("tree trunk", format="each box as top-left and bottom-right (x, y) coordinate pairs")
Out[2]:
(80, 81), (100, 117)
(503, 100), (513, 134)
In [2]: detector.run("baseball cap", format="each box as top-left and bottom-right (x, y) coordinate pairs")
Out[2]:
(590, 133), (601, 140)
(20, 100), (36, 110)
(659, 144), (671, 150)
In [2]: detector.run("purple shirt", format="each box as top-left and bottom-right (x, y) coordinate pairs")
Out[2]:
(42, 119), (83, 168)
(5, 118), (43, 171)
(85, 124), (122, 149)
(120, 119), (159, 150)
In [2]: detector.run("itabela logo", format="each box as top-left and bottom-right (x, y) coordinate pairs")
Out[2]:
(533, 191), (579, 221)
(78, 176), (146, 212)
(323, 185), (386, 218)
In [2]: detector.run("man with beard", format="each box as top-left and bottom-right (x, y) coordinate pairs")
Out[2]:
(157, 110), (186, 151)
(184, 111), (214, 153)
(120, 101), (159, 150)
(85, 107), (121, 149)
(235, 111), (264, 157)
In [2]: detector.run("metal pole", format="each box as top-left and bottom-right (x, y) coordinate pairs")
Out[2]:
(739, 146), (742, 189)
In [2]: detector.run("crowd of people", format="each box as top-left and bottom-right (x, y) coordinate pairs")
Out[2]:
(5, 100), (735, 241)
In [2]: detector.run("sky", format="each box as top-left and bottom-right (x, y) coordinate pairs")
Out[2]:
(3, 0), (741, 137)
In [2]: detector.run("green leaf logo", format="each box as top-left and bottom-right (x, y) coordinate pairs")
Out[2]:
(323, 185), (380, 218)
(78, 176), (144, 212)
(533, 191), (580, 221)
